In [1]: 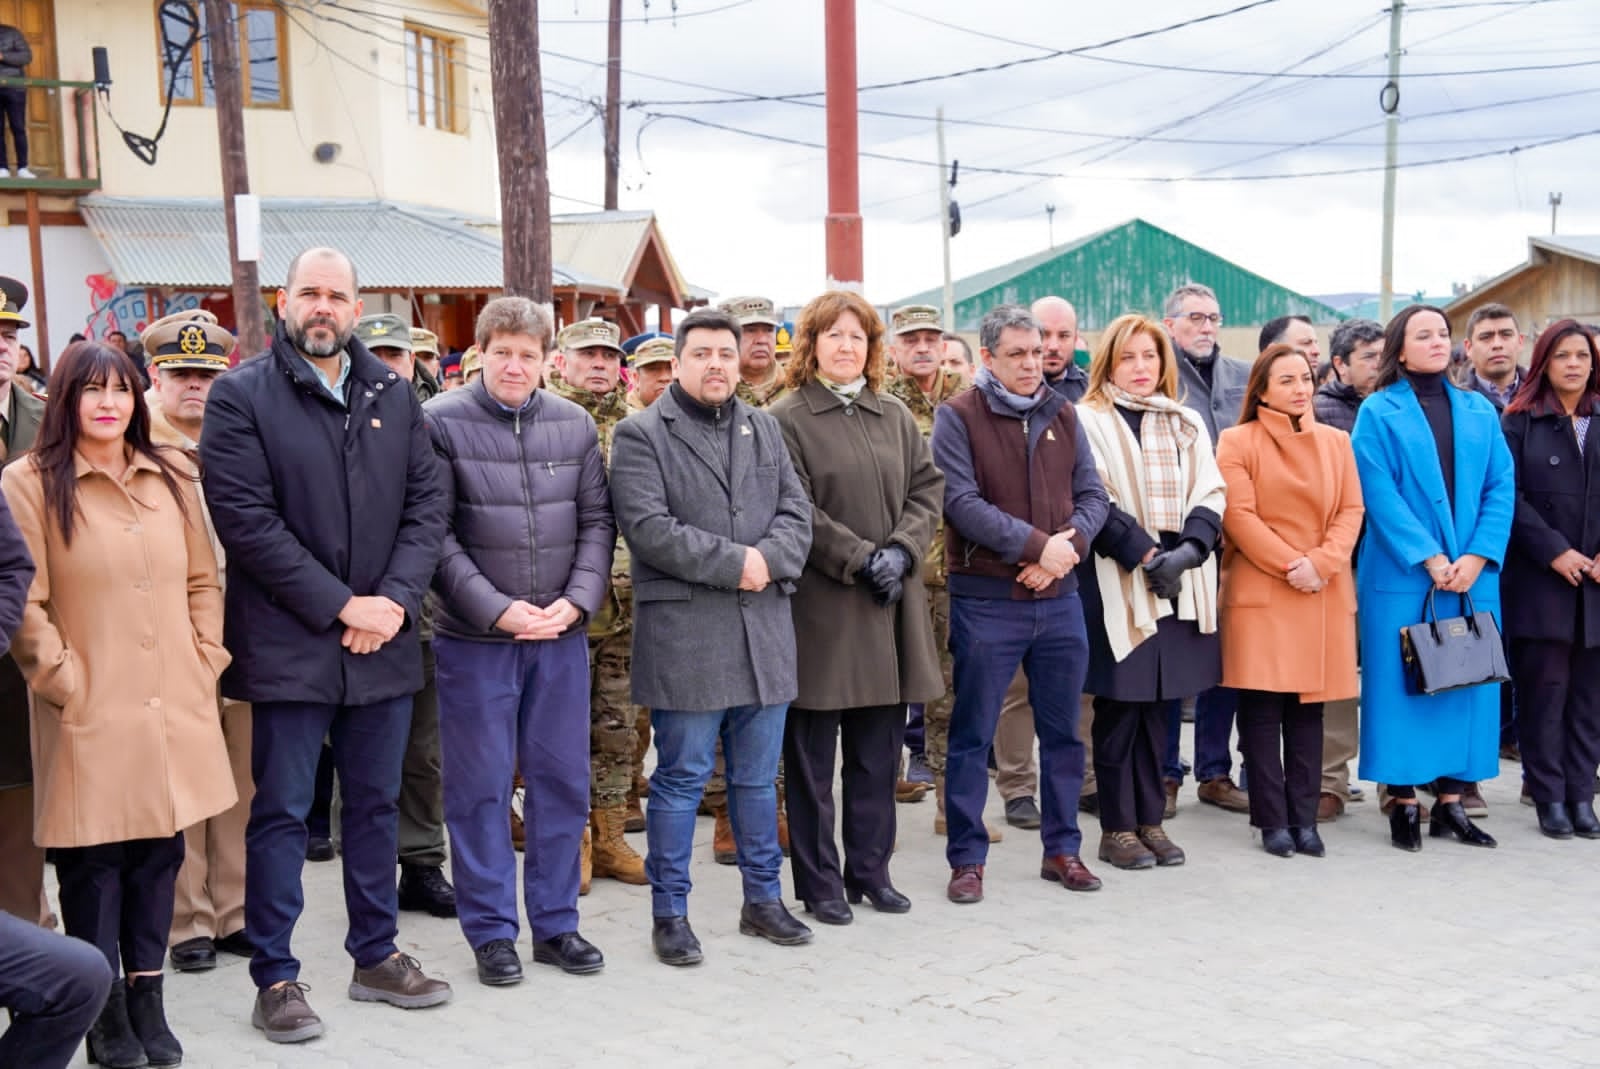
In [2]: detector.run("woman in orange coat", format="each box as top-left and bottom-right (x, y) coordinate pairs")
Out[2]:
(1216, 344), (1364, 858)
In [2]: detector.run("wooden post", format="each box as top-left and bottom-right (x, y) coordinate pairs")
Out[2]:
(603, 0), (622, 211)
(488, 0), (553, 302)
(823, 0), (862, 290)
(25, 190), (48, 368)
(204, 0), (269, 356)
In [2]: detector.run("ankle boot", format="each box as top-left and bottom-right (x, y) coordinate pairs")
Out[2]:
(590, 806), (647, 884)
(1537, 801), (1575, 839)
(1430, 800), (1497, 847)
(1389, 802), (1422, 852)
(1570, 800), (1600, 839)
(710, 800), (738, 865)
(86, 979), (148, 1068)
(126, 974), (182, 1067)
(623, 784), (646, 833)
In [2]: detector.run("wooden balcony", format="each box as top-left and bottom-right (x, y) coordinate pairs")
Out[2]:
(0, 76), (102, 194)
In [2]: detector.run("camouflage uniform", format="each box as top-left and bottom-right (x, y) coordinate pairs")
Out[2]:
(547, 367), (638, 809)
(734, 373), (788, 409)
(886, 368), (969, 774)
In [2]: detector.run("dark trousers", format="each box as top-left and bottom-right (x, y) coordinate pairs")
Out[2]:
(1092, 698), (1168, 831)
(53, 834), (184, 977)
(0, 88), (25, 171)
(946, 594), (1089, 867)
(904, 703), (925, 758)
(398, 640), (446, 868)
(245, 695), (412, 988)
(435, 632), (589, 946)
(783, 704), (903, 901)
(307, 742), (335, 841)
(1390, 777), (1470, 800)
(1513, 637), (1600, 804)
(1236, 690), (1323, 829)
(0, 911), (111, 1069)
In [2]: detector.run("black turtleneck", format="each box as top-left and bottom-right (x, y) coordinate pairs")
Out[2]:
(670, 382), (734, 477)
(1406, 367), (1455, 512)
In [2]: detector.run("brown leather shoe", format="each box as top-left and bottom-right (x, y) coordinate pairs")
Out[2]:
(1163, 777), (1179, 820)
(1135, 824), (1185, 866)
(348, 953), (452, 1009)
(1040, 854), (1102, 891)
(776, 790), (792, 857)
(1317, 792), (1345, 823)
(1097, 830), (1156, 870)
(895, 779), (930, 804)
(1460, 783), (1489, 819)
(1196, 776), (1249, 813)
(946, 864), (984, 904)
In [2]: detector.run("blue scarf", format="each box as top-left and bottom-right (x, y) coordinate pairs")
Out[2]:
(976, 366), (1049, 414)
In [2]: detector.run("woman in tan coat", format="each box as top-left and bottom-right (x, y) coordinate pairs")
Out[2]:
(1, 341), (233, 1069)
(1216, 343), (1364, 859)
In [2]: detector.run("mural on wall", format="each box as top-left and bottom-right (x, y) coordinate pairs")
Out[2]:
(82, 275), (206, 340)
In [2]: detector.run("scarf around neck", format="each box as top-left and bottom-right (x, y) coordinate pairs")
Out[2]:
(820, 374), (867, 402)
(1107, 384), (1198, 533)
(976, 366), (1048, 414)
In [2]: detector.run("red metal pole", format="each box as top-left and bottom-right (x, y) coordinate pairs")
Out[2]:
(823, 0), (862, 291)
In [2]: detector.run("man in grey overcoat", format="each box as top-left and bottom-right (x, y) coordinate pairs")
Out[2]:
(608, 307), (814, 966)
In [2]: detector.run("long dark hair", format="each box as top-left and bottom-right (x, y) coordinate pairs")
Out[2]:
(1239, 343), (1315, 424)
(1505, 319), (1599, 418)
(1374, 304), (1452, 390)
(33, 341), (192, 545)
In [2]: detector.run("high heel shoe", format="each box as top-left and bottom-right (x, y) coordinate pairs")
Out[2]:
(800, 898), (853, 925)
(1569, 800), (1600, 839)
(845, 885), (911, 913)
(1389, 802), (1422, 852)
(1536, 802), (1574, 839)
(86, 980), (149, 1068)
(1430, 800), (1496, 847)
(1289, 826), (1325, 857)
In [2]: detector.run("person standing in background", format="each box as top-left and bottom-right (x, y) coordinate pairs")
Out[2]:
(0, 22), (33, 179)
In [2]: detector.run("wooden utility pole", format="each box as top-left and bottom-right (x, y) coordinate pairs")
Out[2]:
(203, 0), (268, 357)
(823, 0), (862, 291)
(604, 0), (622, 211)
(489, 0), (553, 301)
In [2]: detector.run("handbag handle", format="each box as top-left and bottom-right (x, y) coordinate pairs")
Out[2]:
(1421, 587), (1481, 643)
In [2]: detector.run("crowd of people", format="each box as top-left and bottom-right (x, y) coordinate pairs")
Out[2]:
(0, 244), (1596, 1068)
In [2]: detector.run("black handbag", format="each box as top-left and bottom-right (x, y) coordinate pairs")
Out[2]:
(1399, 589), (1512, 696)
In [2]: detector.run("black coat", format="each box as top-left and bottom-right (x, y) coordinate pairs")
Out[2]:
(1501, 408), (1600, 647)
(0, 490), (35, 788)
(200, 325), (447, 705)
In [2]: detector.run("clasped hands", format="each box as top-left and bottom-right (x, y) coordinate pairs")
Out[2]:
(494, 597), (582, 640)
(1424, 553), (1487, 594)
(858, 544), (916, 605)
(1550, 548), (1600, 588)
(1019, 529), (1079, 592)
(339, 595), (405, 655)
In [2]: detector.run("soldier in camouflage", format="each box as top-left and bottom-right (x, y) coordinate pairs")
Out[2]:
(722, 296), (788, 408)
(546, 318), (648, 886)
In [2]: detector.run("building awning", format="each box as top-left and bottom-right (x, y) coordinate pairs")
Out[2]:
(78, 196), (617, 294)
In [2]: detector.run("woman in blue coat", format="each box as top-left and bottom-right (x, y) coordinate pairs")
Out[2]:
(1350, 305), (1514, 852)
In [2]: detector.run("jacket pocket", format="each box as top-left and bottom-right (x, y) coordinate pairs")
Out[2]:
(634, 577), (694, 603)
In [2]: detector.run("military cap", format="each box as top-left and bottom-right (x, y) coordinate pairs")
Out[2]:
(410, 327), (440, 357)
(621, 330), (670, 356)
(0, 275), (29, 328)
(461, 346), (481, 376)
(440, 351), (462, 375)
(142, 309), (235, 371)
(631, 337), (675, 368)
(718, 295), (780, 328)
(354, 313), (412, 352)
(891, 304), (944, 336)
(775, 320), (794, 356)
(557, 317), (624, 356)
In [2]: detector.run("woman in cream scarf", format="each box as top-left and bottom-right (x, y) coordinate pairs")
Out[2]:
(1074, 314), (1227, 871)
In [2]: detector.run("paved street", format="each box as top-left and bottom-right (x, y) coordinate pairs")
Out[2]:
(103, 752), (1600, 1069)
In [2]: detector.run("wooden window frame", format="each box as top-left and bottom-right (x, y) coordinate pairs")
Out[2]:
(405, 22), (466, 135)
(156, 0), (291, 111)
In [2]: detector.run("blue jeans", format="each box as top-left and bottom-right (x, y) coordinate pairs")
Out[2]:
(435, 632), (590, 946)
(245, 695), (412, 989)
(646, 703), (787, 918)
(946, 594), (1089, 868)
(0, 911), (112, 1069)
(1166, 686), (1240, 785)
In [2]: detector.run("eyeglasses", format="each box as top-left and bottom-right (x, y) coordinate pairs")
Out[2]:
(1183, 312), (1223, 327)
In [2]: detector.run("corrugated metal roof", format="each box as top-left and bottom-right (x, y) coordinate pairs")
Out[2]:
(549, 210), (694, 301)
(78, 197), (610, 292)
(1533, 234), (1600, 267)
(894, 219), (1344, 331)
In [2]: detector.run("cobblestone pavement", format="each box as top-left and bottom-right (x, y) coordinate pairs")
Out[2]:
(97, 754), (1600, 1069)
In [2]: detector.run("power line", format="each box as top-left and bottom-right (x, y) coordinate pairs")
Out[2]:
(342, 0), (761, 24)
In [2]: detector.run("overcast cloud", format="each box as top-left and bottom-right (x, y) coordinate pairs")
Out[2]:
(532, 0), (1600, 309)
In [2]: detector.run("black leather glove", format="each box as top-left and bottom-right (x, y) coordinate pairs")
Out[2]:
(1142, 539), (1208, 600)
(859, 546), (911, 606)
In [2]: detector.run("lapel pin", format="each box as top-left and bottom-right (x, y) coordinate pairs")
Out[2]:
(740, 425), (752, 436)
(1046, 429), (1056, 441)
(371, 418), (382, 429)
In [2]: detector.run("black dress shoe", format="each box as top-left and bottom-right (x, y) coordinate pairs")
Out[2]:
(739, 900), (813, 946)
(1390, 802), (1423, 852)
(1289, 826), (1325, 857)
(213, 930), (255, 957)
(398, 865), (458, 918)
(651, 917), (703, 966)
(1430, 800), (1496, 847)
(305, 837), (335, 862)
(1260, 827), (1295, 857)
(1004, 796), (1042, 829)
(473, 938), (524, 986)
(169, 936), (216, 973)
(846, 884), (911, 913)
(801, 898), (853, 926)
(532, 931), (605, 974)
(1537, 802), (1575, 839)
(1569, 800), (1600, 839)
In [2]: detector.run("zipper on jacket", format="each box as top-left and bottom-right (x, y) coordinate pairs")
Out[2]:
(515, 408), (538, 603)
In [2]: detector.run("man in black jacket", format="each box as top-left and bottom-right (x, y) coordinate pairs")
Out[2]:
(1313, 318), (1382, 435)
(201, 248), (450, 1044)
(0, 22), (32, 179)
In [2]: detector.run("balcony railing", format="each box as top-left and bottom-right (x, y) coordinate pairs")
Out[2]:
(0, 77), (102, 193)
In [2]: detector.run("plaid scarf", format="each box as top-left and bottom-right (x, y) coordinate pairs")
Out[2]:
(1107, 384), (1197, 534)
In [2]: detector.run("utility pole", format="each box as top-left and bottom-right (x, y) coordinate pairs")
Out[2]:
(937, 107), (954, 330)
(603, 0), (622, 211)
(1378, 0), (1404, 323)
(823, 0), (862, 291)
(1046, 204), (1056, 249)
(488, 0), (553, 301)
(203, 0), (267, 357)
(1549, 191), (1563, 234)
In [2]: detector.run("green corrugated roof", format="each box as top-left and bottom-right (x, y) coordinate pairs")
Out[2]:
(895, 219), (1343, 332)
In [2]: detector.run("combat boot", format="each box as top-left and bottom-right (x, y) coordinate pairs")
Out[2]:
(623, 784), (646, 834)
(579, 824), (593, 895)
(711, 800), (738, 865)
(590, 806), (648, 884)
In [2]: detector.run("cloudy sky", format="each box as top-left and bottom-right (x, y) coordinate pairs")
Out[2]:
(531, 0), (1600, 308)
